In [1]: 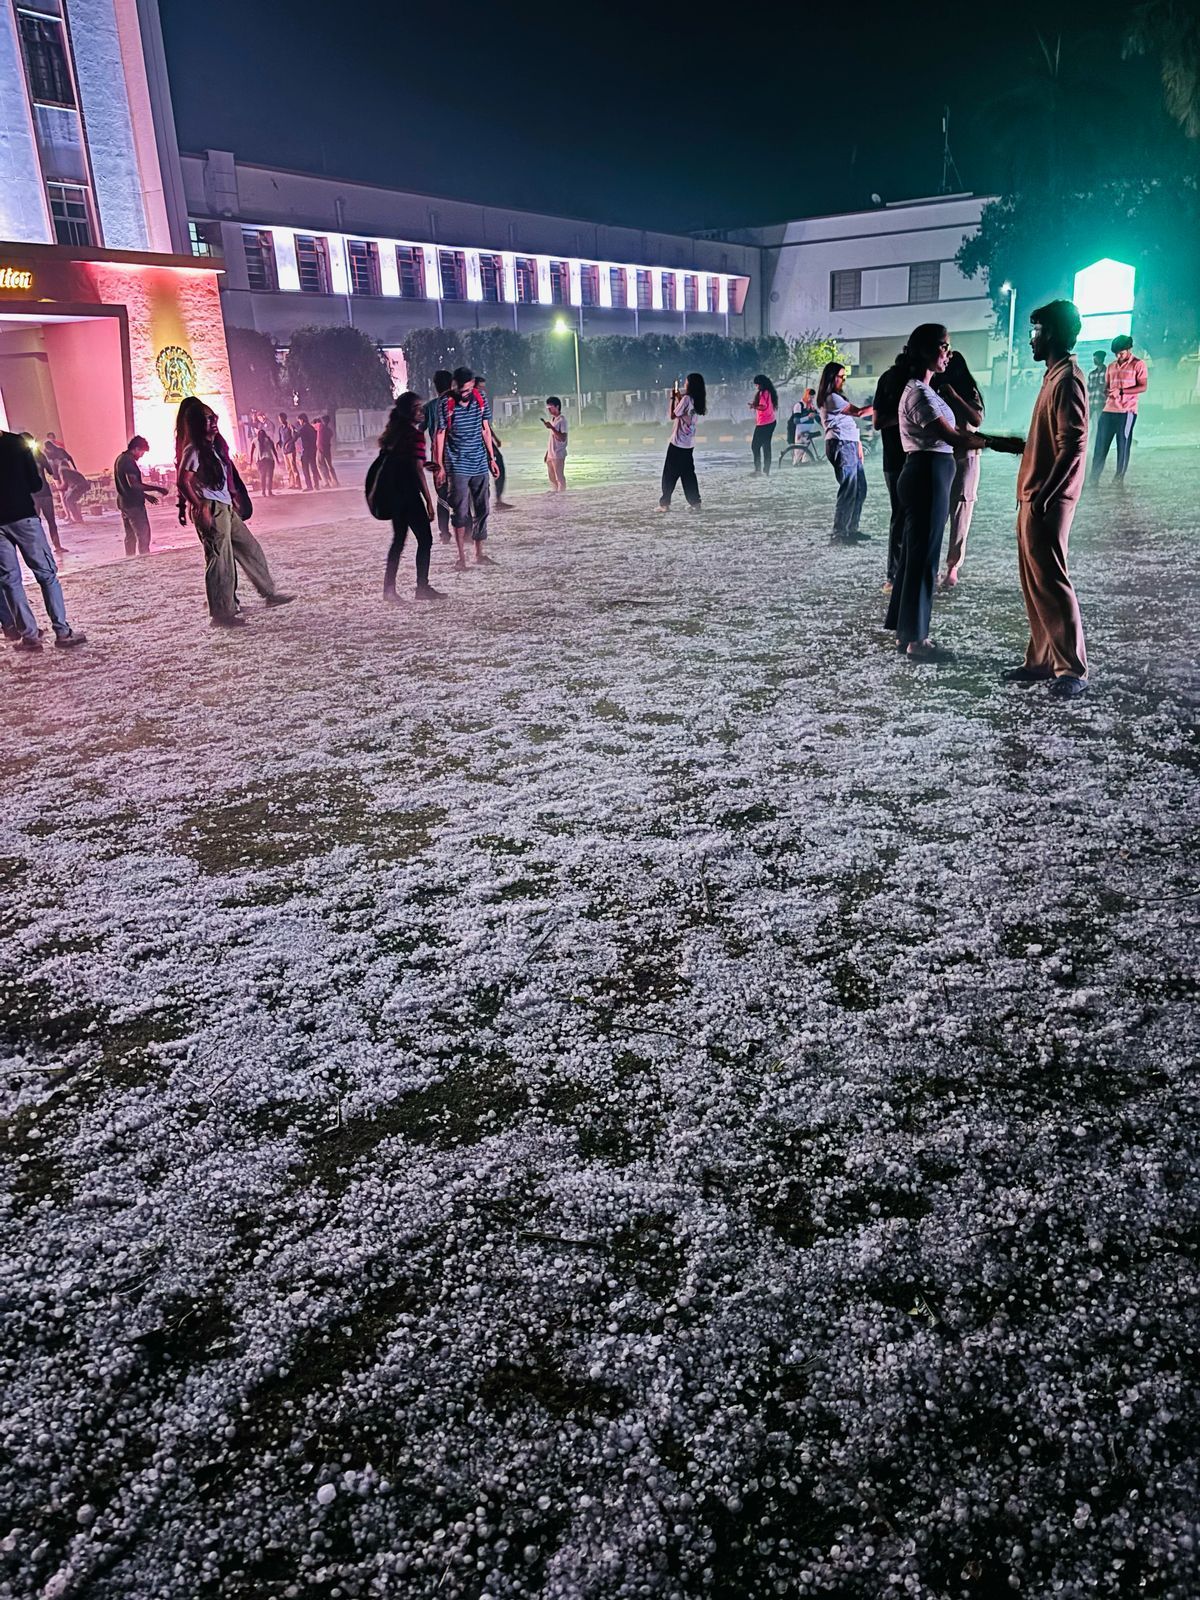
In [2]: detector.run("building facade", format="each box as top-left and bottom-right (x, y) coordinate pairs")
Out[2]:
(180, 150), (759, 381)
(0, 0), (233, 466)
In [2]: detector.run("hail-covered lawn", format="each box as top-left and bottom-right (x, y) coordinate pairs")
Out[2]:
(2, 443), (1198, 1600)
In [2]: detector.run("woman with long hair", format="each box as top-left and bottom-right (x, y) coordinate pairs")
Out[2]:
(250, 422), (277, 498)
(817, 361), (873, 543)
(884, 326), (997, 661)
(658, 372), (707, 511)
(377, 391), (445, 602)
(175, 397), (293, 627)
(934, 350), (985, 587)
(748, 373), (778, 475)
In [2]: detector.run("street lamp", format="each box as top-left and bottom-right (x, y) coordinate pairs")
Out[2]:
(1001, 281), (1017, 420)
(553, 317), (584, 433)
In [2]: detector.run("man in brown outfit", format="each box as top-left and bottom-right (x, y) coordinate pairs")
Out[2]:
(1002, 298), (1089, 699)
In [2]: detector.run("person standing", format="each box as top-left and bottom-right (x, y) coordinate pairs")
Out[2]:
(276, 413), (299, 489)
(748, 374), (778, 475)
(0, 429), (86, 651)
(816, 361), (872, 543)
(1090, 334), (1148, 484)
(1003, 300), (1090, 698)
(19, 435), (67, 555)
(1087, 349), (1108, 415)
(542, 397), (568, 491)
(432, 367), (500, 569)
(113, 435), (165, 556)
(871, 352), (908, 588)
(295, 413), (319, 491)
(423, 371), (454, 542)
(934, 350), (985, 588)
(884, 325), (996, 662)
(176, 398), (294, 627)
(44, 434), (87, 523)
(315, 413), (339, 486)
(657, 372), (706, 511)
(375, 392), (446, 603)
(476, 381), (513, 511)
(250, 423), (278, 497)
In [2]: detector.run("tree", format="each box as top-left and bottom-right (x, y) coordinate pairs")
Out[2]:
(462, 327), (528, 395)
(400, 328), (464, 391)
(284, 325), (393, 412)
(1126, 1), (1200, 137)
(225, 325), (285, 415)
(754, 334), (789, 380)
(787, 331), (843, 382)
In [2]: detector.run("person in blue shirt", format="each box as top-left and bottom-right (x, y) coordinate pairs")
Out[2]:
(432, 367), (500, 569)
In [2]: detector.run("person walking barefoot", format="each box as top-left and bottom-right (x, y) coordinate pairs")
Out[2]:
(748, 374), (778, 475)
(658, 373), (706, 511)
(542, 397), (568, 491)
(377, 393), (446, 604)
(816, 362), (872, 543)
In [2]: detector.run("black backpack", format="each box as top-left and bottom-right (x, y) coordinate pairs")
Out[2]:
(364, 450), (397, 521)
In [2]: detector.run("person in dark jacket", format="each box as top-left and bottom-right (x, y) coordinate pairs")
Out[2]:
(378, 392), (446, 602)
(315, 414), (339, 487)
(294, 413), (319, 491)
(114, 435), (165, 556)
(0, 430), (86, 650)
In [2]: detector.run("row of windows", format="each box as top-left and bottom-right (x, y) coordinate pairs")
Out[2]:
(239, 229), (725, 310)
(16, 7), (100, 246)
(830, 261), (947, 311)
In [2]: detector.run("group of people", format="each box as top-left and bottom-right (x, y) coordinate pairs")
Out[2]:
(248, 411), (339, 496)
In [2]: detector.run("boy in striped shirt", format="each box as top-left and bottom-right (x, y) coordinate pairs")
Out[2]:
(433, 367), (500, 569)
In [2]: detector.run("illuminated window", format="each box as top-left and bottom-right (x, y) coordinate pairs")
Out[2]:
(295, 235), (330, 294)
(479, 253), (503, 303)
(908, 261), (941, 304)
(18, 11), (75, 107)
(439, 249), (465, 301)
(706, 274), (721, 312)
(830, 269), (861, 311)
(243, 229), (277, 291)
(347, 240), (380, 296)
(609, 267), (627, 309)
(188, 220), (217, 258)
(683, 275), (698, 312)
(46, 181), (92, 246)
(548, 260), (568, 305)
(514, 257), (536, 303)
(580, 264), (599, 308)
(661, 274), (675, 312)
(636, 270), (652, 311)
(396, 246), (424, 299)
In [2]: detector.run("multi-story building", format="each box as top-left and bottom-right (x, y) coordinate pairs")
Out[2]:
(180, 149), (759, 380)
(0, 0), (233, 466)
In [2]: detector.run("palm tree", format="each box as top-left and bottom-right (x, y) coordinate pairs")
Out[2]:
(1126, 1), (1200, 137)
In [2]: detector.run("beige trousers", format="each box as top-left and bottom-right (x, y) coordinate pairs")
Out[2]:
(1016, 499), (1087, 679)
(192, 500), (277, 621)
(944, 451), (980, 572)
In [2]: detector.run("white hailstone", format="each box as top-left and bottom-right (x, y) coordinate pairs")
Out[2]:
(316, 1484), (337, 1507)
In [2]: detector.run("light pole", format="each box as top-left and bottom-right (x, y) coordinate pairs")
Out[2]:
(554, 318), (584, 432)
(1001, 281), (1017, 420)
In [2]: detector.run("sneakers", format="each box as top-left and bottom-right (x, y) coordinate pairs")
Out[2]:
(13, 635), (43, 652)
(54, 629), (87, 648)
(416, 584), (448, 600)
(1000, 664), (1054, 683)
(1047, 674), (1089, 698)
(264, 592), (295, 607)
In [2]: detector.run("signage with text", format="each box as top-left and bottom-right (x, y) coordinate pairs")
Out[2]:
(0, 266), (34, 291)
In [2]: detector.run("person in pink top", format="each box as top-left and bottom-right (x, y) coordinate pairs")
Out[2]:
(1090, 334), (1148, 484)
(748, 374), (778, 476)
(1002, 299), (1090, 699)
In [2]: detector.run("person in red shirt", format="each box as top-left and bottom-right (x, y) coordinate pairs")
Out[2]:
(748, 374), (778, 476)
(1090, 334), (1148, 484)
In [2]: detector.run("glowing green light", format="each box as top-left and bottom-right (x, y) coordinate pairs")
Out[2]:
(1073, 258), (1134, 341)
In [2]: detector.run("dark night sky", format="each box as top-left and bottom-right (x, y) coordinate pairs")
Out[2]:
(160, 0), (1166, 232)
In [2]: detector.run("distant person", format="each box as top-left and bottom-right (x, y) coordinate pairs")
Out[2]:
(432, 367), (501, 570)
(250, 423), (278, 497)
(786, 402), (803, 448)
(0, 428), (86, 652)
(933, 350), (985, 588)
(176, 397), (294, 627)
(20, 434), (67, 555)
(1091, 334), (1148, 484)
(884, 325), (997, 662)
(276, 412), (299, 489)
(871, 351), (908, 589)
(1002, 300), (1089, 698)
(375, 391), (446, 603)
(315, 413), (339, 486)
(44, 433), (87, 523)
(657, 372), (706, 511)
(816, 361), (872, 544)
(1087, 349), (1108, 414)
(113, 435), (165, 556)
(748, 374), (778, 475)
(423, 371), (454, 541)
(294, 413), (319, 491)
(542, 396), (568, 491)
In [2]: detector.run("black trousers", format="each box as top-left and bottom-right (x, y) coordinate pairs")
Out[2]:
(299, 451), (318, 491)
(882, 466), (905, 582)
(318, 447), (338, 486)
(660, 444), (700, 508)
(1091, 410), (1136, 480)
(885, 452), (954, 646)
(494, 447), (507, 501)
(385, 498), (433, 591)
(751, 422), (776, 474)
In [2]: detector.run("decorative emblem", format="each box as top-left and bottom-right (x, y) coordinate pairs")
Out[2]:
(156, 345), (197, 403)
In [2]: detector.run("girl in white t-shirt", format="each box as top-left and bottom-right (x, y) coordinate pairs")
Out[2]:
(658, 372), (707, 511)
(541, 397), (568, 492)
(816, 360), (874, 542)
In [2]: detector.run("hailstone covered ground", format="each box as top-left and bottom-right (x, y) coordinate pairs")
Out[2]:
(1, 441), (1198, 1599)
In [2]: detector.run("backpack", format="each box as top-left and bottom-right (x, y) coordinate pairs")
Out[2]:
(365, 450), (398, 520)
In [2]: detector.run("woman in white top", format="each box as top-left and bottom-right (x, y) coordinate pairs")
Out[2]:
(658, 372), (707, 511)
(883, 324), (999, 661)
(175, 397), (293, 627)
(816, 361), (873, 542)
